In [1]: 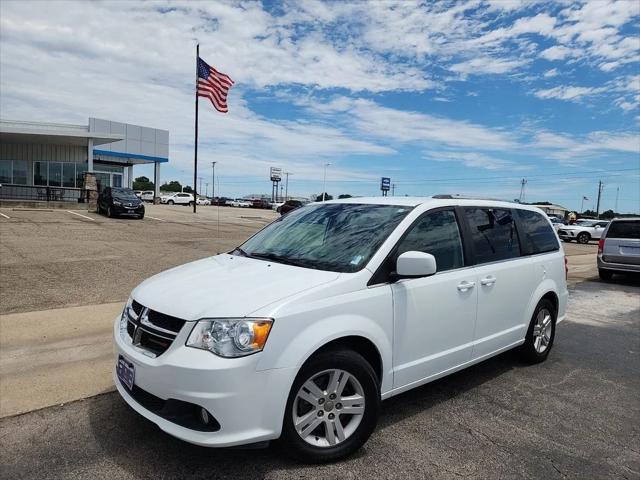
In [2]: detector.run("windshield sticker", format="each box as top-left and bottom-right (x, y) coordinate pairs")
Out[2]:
(350, 255), (364, 266)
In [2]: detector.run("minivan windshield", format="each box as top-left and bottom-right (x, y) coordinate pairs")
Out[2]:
(236, 203), (413, 272)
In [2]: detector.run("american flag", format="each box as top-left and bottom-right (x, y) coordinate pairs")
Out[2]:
(197, 57), (234, 113)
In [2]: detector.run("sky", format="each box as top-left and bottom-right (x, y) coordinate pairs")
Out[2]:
(0, 0), (639, 213)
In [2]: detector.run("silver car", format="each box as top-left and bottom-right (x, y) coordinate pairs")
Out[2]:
(597, 218), (640, 280)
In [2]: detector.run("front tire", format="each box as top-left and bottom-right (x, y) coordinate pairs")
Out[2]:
(577, 232), (590, 244)
(280, 350), (380, 463)
(167, 200), (174, 205)
(107, 206), (114, 218)
(520, 298), (556, 364)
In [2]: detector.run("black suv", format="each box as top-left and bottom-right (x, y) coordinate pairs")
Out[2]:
(278, 200), (304, 215)
(98, 187), (145, 219)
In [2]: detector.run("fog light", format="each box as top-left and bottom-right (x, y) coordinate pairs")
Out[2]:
(200, 408), (210, 424)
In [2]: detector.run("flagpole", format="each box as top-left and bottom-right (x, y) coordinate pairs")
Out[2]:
(193, 43), (199, 214)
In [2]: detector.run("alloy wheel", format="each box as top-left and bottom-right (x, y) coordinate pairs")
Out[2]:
(532, 308), (553, 353)
(292, 369), (365, 448)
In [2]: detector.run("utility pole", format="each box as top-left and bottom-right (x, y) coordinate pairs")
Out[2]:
(205, 182), (209, 197)
(519, 178), (527, 202)
(198, 177), (204, 197)
(211, 161), (216, 202)
(391, 183), (396, 196)
(615, 186), (620, 213)
(595, 180), (604, 219)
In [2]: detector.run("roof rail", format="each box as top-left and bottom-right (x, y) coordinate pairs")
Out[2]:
(431, 194), (508, 201)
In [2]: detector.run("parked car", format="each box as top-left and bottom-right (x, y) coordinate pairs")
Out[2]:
(140, 190), (155, 202)
(229, 198), (252, 208)
(548, 216), (565, 231)
(115, 197), (567, 462)
(278, 199), (304, 215)
(558, 220), (609, 244)
(133, 190), (143, 198)
(196, 197), (211, 206)
(160, 192), (194, 206)
(97, 187), (144, 219)
(251, 199), (271, 209)
(597, 218), (640, 280)
(271, 201), (285, 211)
(211, 197), (230, 206)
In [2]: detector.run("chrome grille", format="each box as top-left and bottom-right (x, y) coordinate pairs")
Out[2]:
(124, 301), (186, 357)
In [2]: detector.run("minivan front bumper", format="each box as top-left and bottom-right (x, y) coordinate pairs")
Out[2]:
(113, 317), (296, 447)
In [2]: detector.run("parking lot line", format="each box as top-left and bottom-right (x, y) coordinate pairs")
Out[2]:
(66, 210), (95, 221)
(145, 215), (165, 221)
(0, 211), (10, 219)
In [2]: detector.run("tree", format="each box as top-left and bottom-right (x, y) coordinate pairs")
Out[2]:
(132, 176), (154, 191)
(183, 185), (194, 194)
(160, 181), (182, 192)
(315, 193), (333, 202)
(338, 194), (353, 199)
(581, 209), (597, 217)
(600, 209), (615, 219)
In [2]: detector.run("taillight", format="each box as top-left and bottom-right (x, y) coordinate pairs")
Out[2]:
(564, 256), (568, 280)
(598, 238), (605, 254)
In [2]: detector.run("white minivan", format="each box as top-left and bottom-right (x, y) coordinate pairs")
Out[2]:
(114, 196), (568, 462)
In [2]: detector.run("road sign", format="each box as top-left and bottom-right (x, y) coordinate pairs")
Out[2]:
(270, 167), (282, 182)
(381, 177), (391, 191)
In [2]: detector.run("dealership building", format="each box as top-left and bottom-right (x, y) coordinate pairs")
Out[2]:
(0, 118), (168, 203)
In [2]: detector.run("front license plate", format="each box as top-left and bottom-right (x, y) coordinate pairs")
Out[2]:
(116, 355), (135, 390)
(127, 209), (134, 213)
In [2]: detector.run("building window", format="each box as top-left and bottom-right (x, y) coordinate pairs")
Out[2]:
(63, 163), (76, 188)
(13, 160), (27, 185)
(76, 163), (87, 188)
(34, 161), (47, 186)
(0, 160), (11, 184)
(48, 162), (62, 186)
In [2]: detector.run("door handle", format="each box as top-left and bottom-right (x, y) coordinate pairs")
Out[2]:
(480, 276), (496, 286)
(457, 281), (476, 292)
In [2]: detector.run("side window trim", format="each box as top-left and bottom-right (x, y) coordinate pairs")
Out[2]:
(367, 206), (467, 286)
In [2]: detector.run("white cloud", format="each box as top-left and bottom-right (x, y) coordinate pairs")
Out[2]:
(543, 68), (559, 78)
(425, 151), (529, 171)
(539, 45), (575, 61)
(450, 57), (528, 76)
(534, 85), (607, 102)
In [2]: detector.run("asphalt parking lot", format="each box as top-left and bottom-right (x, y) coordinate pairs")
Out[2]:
(1, 205), (639, 479)
(0, 204), (277, 314)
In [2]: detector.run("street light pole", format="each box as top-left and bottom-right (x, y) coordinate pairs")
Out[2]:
(285, 172), (293, 201)
(322, 163), (331, 201)
(211, 161), (216, 203)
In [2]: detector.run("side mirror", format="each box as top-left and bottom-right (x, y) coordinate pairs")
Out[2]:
(395, 251), (437, 279)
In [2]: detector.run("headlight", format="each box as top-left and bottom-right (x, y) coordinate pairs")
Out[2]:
(186, 318), (273, 358)
(113, 200), (122, 206)
(119, 296), (133, 339)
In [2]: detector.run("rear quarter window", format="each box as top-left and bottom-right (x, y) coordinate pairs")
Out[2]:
(516, 209), (560, 254)
(606, 221), (640, 239)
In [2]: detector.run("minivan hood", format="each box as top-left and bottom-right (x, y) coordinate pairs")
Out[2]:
(132, 254), (340, 320)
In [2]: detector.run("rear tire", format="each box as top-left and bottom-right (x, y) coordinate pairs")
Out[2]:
(598, 268), (613, 281)
(520, 298), (556, 364)
(280, 350), (380, 463)
(577, 232), (590, 244)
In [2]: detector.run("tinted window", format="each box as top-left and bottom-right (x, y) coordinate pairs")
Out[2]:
(464, 207), (520, 263)
(517, 209), (559, 254)
(13, 160), (27, 185)
(606, 221), (640, 239)
(0, 160), (11, 183)
(395, 210), (464, 272)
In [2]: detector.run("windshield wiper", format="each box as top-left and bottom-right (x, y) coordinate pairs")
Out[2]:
(231, 246), (250, 257)
(249, 252), (315, 269)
